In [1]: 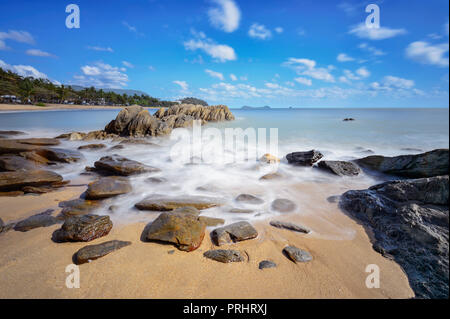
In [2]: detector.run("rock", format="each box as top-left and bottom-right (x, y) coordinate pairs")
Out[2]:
(0, 155), (37, 171)
(14, 210), (60, 232)
(105, 105), (145, 135)
(0, 170), (63, 191)
(0, 139), (39, 154)
(317, 160), (361, 176)
(56, 132), (86, 140)
(22, 185), (56, 194)
(259, 172), (283, 180)
(109, 145), (124, 151)
(94, 155), (159, 176)
(146, 177), (167, 184)
(135, 195), (222, 211)
(340, 175), (449, 299)
(0, 130), (25, 136)
(119, 139), (158, 146)
(203, 250), (245, 263)
(229, 208), (254, 214)
(327, 195), (340, 203)
(270, 220), (310, 233)
(83, 130), (110, 141)
(286, 150), (323, 166)
(259, 153), (280, 164)
(199, 216), (225, 227)
(52, 214), (113, 242)
(74, 240), (132, 265)
(85, 177), (132, 200)
(343, 118), (355, 121)
(143, 211), (206, 251)
(155, 104), (235, 122)
(0, 217), (4, 232)
(78, 144), (106, 150)
(0, 191), (24, 197)
(235, 194), (264, 205)
(211, 221), (258, 246)
(19, 151), (52, 165)
(356, 149), (449, 178)
(58, 199), (102, 218)
(12, 138), (60, 146)
(35, 148), (84, 163)
(271, 199), (297, 213)
(259, 260), (277, 269)
(283, 246), (313, 263)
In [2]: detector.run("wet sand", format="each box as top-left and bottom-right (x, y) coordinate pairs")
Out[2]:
(0, 183), (414, 299)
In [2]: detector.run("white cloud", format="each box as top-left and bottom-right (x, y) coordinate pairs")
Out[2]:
(26, 49), (54, 57)
(184, 32), (237, 62)
(173, 80), (189, 91)
(337, 53), (355, 62)
(0, 59), (47, 79)
(0, 30), (34, 45)
(371, 76), (415, 91)
(122, 61), (135, 68)
(284, 58), (335, 83)
(275, 27), (284, 34)
(87, 46), (114, 53)
(356, 67), (370, 78)
(358, 42), (385, 56)
(205, 69), (224, 80)
(230, 74), (238, 81)
(122, 21), (144, 36)
(265, 82), (281, 89)
(75, 62), (129, 88)
(0, 40), (7, 50)
(294, 77), (312, 86)
(405, 41), (449, 67)
(208, 0), (241, 33)
(248, 23), (272, 40)
(349, 23), (406, 40)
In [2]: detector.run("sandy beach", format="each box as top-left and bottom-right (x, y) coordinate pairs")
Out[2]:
(0, 103), (158, 112)
(0, 181), (414, 299)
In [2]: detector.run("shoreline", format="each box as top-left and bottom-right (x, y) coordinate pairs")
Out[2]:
(0, 103), (160, 112)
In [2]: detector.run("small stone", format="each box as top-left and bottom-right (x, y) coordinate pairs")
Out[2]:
(270, 220), (310, 234)
(283, 246), (312, 263)
(85, 176), (132, 200)
(74, 240), (131, 265)
(211, 221), (258, 246)
(52, 214), (113, 242)
(271, 199), (297, 213)
(259, 260), (277, 269)
(203, 249), (245, 263)
(235, 194), (264, 205)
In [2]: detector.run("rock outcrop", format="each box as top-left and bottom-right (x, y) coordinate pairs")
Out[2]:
(356, 149), (449, 178)
(286, 150), (323, 166)
(340, 175), (449, 299)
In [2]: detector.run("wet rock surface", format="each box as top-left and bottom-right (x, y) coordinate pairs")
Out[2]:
(52, 214), (113, 242)
(317, 160), (361, 177)
(143, 211), (206, 251)
(356, 149), (449, 178)
(0, 170), (63, 192)
(286, 150), (323, 166)
(211, 221), (258, 246)
(35, 148), (84, 163)
(271, 198), (297, 213)
(14, 210), (60, 232)
(235, 194), (264, 205)
(94, 155), (159, 176)
(135, 195), (222, 211)
(74, 240), (132, 265)
(78, 144), (106, 150)
(203, 249), (245, 263)
(58, 198), (102, 218)
(270, 220), (310, 234)
(283, 246), (313, 263)
(0, 155), (37, 171)
(199, 216), (225, 227)
(340, 175), (449, 299)
(85, 176), (132, 200)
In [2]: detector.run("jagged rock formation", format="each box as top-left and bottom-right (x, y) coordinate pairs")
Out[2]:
(104, 104), (235, 137)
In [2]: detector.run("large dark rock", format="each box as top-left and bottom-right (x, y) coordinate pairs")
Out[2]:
(356, 149), (449, 178)
(143, 211), (206, 251)
(340, 175), (449, 299)
(14, 210), (60, 232)
(94, 155), (159, 176)
(0, 170), (63, 191)
(52, 214), (113, 242)
(317, 160), (361, 176)
(286, 150), (323, 166)
(203, 249), (245, 263)
(271, 198), (297, 213)
(74, 240), (132, 265)
(283, 246), (313, 263)
(211, 221), (258, 246)
(85, 176), (132, 200)
(135, 195), (222, 211)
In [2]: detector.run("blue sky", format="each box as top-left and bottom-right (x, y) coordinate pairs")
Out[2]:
(0, 0), (449, 108)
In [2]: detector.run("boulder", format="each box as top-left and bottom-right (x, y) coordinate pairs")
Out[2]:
(211, 221), (258, 246)
(269, 220), (310, 234)
(135, 195), (222, 211)
(143, 211), (206, 251)
(286, 150), (323, 166)
(0, 170), (63, 191)
(104, 105), (144, 135)
(85, 177), (132, 200)
(35, 148), (84, 163)
(340, 175), (449, 299)
(0, 155), (37, 171)
(259, 260), (277, 269)
(235, 194), (264, 205)
(356, 149), (449, 178)
(203, 249), (245, 263)
(78, 144), (106, 150)
(14, 210), (60, 232)
(283, 246), (312, 263)
(52, 214), (113, 242)
(94, 155), (159, 176)
(74, 240), (132, 265)
(271, 198), (297, 213)
(317, 160), (361, 176)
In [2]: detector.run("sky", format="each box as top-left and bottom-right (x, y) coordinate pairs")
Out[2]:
(0, 0), (449, 108)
